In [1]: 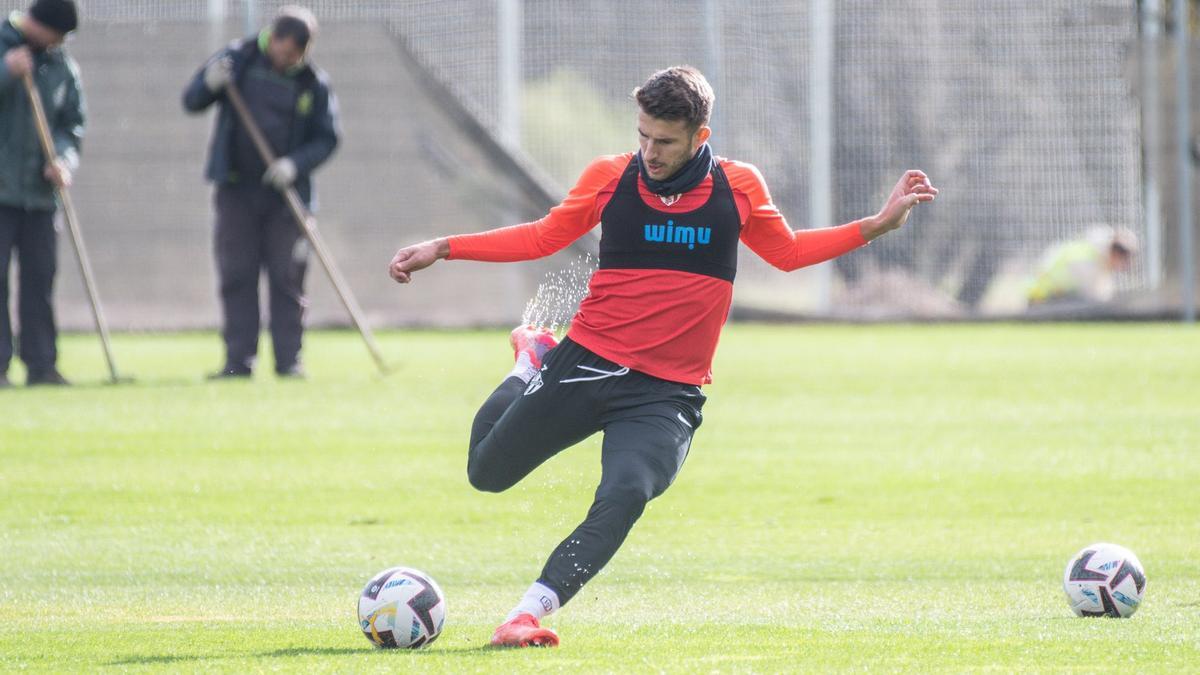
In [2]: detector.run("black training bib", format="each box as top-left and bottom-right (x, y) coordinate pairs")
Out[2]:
(597, 157), (742, 282)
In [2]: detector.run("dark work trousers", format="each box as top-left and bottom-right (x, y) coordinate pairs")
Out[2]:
(213, 184), (308, 372)
(0, 205), (58, 377)
(467, 337), (706, 605)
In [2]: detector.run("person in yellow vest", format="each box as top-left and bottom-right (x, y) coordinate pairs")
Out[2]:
(1026, 225), (1138, 307)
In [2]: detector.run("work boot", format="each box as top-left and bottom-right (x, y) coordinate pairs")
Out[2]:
(207, 365), (252, 380)
(26, 369), (70, 386)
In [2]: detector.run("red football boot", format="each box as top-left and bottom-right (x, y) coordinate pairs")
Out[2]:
(489, 613), (560, 648)
(509, 325), (559, 369)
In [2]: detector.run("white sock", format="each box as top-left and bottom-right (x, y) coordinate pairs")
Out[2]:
(507, 351), (539, 384)
(506, 581), (560, 621)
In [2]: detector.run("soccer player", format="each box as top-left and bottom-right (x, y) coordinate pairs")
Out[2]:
(388, 66), (937, 647)
(183, 5), (339, 379)
(0, 0), (83, 387)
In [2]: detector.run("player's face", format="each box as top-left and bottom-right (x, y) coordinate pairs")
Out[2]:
(23, 17), (65, 50)
(637, 111), (710, 181)
(267, 35), (306, 72)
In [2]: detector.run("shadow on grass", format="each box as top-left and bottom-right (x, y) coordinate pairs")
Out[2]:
(266, 645), (500, 658)
(105, 654), (220, 666)
(107, 644), (501, 666)
(5, 376), (200, 391)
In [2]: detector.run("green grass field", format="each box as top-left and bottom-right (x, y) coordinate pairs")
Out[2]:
(1, 324), (1197, 672)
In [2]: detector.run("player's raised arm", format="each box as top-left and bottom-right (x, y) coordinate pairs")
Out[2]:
(859, 169), (938, 241)
(735, 163), (937, 272)
(388, 155), (627, 285)
(388, 237), (449, 284)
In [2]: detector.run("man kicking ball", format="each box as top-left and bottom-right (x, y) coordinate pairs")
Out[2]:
(389, 66), (937, 647)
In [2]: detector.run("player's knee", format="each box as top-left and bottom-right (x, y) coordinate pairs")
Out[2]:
(594, 482), (653, 514)
(466, 462), (509, 493)
(596, 461), (669, 505)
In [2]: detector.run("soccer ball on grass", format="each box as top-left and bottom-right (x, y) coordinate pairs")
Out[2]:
(1062, 543), (1146, 618)
(358, 566), (446, 648)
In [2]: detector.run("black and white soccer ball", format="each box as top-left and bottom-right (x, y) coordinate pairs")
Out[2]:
(1062, 543), (1146, 618)
(358, 566), (446, 648)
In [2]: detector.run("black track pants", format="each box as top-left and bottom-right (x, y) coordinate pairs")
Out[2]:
(0, 205), (57, 376)
(467, 337), (705, 605)
(213, 185), (308, 372)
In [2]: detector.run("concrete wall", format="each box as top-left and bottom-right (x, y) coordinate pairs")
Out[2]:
(47, 20), (569, 330)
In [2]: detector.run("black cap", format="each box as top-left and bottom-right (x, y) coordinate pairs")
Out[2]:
(28, 0), (78, 35)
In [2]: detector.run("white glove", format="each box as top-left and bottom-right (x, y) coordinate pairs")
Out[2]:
(43, 159), (72, 188)
(263, 157), (298, 190)
(203, 56), (232, 92)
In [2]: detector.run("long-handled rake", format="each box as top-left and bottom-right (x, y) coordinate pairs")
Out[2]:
(22, 72), (123, 384)
(223, 82), (388, 375)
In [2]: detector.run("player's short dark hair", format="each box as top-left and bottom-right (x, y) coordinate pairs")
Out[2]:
(633, 66), (714, 132)
(272, 6), (318, 49)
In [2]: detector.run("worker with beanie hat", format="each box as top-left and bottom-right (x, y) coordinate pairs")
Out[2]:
(0, 0), (85, 387)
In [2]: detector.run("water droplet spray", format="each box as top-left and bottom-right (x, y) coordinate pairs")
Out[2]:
(520, 253), (597, 333)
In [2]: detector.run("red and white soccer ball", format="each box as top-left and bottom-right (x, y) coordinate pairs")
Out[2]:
(1062, 543), (1146, 618)
(358, 566), (447, 648)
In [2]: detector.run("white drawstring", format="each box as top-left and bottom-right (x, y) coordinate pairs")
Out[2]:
(559, 364), (631, 383)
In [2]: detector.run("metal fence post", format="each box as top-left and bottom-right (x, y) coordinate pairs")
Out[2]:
(1141, 0), (1164, 288)
(1176, 0), (1195, 322)
(809, 0), (834, 313)
(245, 0), (259, 37)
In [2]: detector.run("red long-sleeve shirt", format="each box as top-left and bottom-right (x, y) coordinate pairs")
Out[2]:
(448, 153), (868, 384)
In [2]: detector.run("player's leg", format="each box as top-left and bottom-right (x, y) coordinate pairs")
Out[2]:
(473, 330), (602, 649)
(263, 196), (308, 376)
(212, 186), (262, 376)
(467, 334), (602, 493)
(538, 405), (699, 604)
(492, 384), (704, 647)
(467, 326), (558, 454)
(15, 208), (60, 382)
(468, 324), (561, 451)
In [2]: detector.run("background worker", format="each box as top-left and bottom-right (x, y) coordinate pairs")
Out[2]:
(183, 5), (339, 379)
(0, 0), (83, 388)
(1026, 225), (1139, 308)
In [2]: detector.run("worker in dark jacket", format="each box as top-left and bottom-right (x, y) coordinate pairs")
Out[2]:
(183, 5), (339, 379)
(0, 0), (84, 388)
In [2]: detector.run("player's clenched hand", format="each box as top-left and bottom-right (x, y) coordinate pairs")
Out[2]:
(389, 238), (449, 284)
(862, 169), (938, 241)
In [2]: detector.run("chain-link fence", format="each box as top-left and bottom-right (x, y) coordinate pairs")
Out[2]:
(391, 1), (1149, 318)
(1, 1), (1172, 329)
